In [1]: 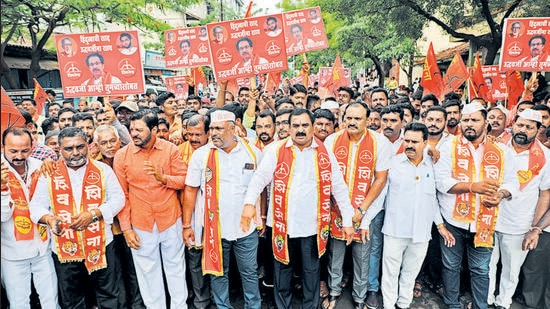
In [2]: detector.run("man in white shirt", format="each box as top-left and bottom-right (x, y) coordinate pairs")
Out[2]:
(243, 108), (355, 309)
(488, 109), (550, 309)
(183, 110), (262, 309)
(381, 122), (454, 309)
(29, 127), (125, 308)
(323, 102), (392, 309)
(434, 102), (519, 309)
(1, 127), (59, 309)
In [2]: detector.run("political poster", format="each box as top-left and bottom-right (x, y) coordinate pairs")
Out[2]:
(207, 14), (288, 81)
(282, 7), (329, 56)
(500, 17), (550, 72)
(164, 76), (189, 99)
(479, 66), (508, 102)
(55, 31), (145, 98)
(164, 26), (212, 69)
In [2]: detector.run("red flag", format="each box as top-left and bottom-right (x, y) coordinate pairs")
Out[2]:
(322, 54), (346, 97)
(420, 42), (443, 98)
(192, 67), (207, 87)
(468, 53), (490, 102)
(264, 71), (281, 93)
(505, 71), (524, 111)
(441, 52), (468, 97)
(244, 1), (253, 18)
(33, 78), (47, 116)
(1, 87), (26, 135)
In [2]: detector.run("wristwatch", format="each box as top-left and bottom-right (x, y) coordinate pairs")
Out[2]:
(357, 207), (366, 215)
(90, 209), (99, 223)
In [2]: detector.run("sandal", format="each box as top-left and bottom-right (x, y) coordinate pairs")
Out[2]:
(321, 294), (340, 309)
(413, 281), (422, 298)
(320, 280), (329, 298)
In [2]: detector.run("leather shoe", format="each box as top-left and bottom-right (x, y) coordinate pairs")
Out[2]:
(366, 291), (379, 309)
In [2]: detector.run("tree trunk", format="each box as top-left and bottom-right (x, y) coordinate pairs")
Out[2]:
(484, 43), (500, 66)
(1, 57), (19, 89)
(29, 49), (42, 80)
(367, 56), (386, 88)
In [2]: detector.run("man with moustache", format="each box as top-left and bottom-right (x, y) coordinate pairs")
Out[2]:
(243, 108), (355, 309)
(381, 122), (455, 309)
(488, 109), (550, 309)
(380, 105), (405, 154)
(443, 100), (462, 136)
(73, 112), (100, 159)
(532, 104), (550, 147)
(419, 94), (439, 122)
(177, 114), (213, 309)
(255, 110), (276, 150)
(233, 37), (268, 73)
(275, 109), (293, 140)
(183, 110), (262, 309)
(1, 128), (59, 309)
(368, 108), (382, 132)
(434, 102), (518, 309)
(114, 110), (188, 309)
(58, 107), (77, 130)
(157, 93), (183, 144)
(29, 127), (125, 308)
(94, 125), (145, 309)
(313, 109), (336, 142)
(487, 105), (511, 143)
(82, 52), (122, 87)
(323, 102), (392, 309)
(370, 88), (389, 110)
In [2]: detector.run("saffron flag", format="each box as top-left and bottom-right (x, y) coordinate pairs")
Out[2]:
(420, 42), (443, 98)
(468, 53), (489, 102)
(244, 1), (253, 18)
(322, 54), (346, 97)
(265, 71), (281, 93)
(1, 87), (26, 135)
(441, 52), (468, 97)
(505, 70), (524, 110)
(33, 78), (47, 116)
(192, 67), (207, 87)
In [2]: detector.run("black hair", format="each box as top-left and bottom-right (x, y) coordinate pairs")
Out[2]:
(130, 110), (159, 130)
(404, 122), (428, 141)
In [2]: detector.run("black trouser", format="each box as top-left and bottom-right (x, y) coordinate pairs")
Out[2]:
(273, 235), (320, 309)
(53, 242), (119, 309)
(522, 231), (550, 309)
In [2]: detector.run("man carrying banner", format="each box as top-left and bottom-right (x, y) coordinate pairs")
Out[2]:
(29, 127), (125, 308)
(434, 102), (518, 309)
(183, 110), (262, 309)
(1, 128), (59, 309)
(243, 108), (355, 309)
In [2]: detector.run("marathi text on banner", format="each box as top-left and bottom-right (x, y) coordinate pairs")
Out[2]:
(55, 30), (145, 98)
(164, 27), (212, 69)
(282, 7), (329, 56)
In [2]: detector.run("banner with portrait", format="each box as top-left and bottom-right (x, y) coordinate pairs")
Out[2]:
(282, 7), (329, 56)
(55, 31), (145, 98)
(164, 76), (190, 99)
(473, 66), (508, 102)
(500, 17), (550, 72)
(164, 27), (212, 69)
(207, 14), (288, 81)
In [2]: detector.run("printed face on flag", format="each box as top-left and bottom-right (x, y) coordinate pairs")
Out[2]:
(207, 14), (288, 81)
(164, 26), (212, 69)
(479, 66), (507, 102)
(282, 7), (329, 56)
(55, 31), (145, 98)
(500, 17), (550, 72)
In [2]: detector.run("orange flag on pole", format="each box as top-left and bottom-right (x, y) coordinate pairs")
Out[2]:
(505, 71), (524, 111)
(441, 52), (469, 97)
(244, 1), (254, 18)
(265, 71), (281, 93)
(33, 78), (48, 116)
(468, 52), (489, 101)
(420, 42), (443, 99)
(1, 87), (26, 135)
(322, 53), (346, 97)
(192, 67), (207, 87)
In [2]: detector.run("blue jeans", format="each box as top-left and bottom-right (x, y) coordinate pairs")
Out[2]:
(210, 232), (261, 309)
(440, 222), (493, 309)
(367, 210), (384, 292)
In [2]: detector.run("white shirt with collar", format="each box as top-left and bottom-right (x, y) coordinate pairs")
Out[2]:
(324, 129), (393, 229)
(497, 140), (550, 234)
(1, 156), (51, 260)
(382, 153), (443, 243)
(435, 136), (519, 232)
(185, 138), (262, 241)
(29, 160), (125, 254)
(244, 138), (354, 238)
